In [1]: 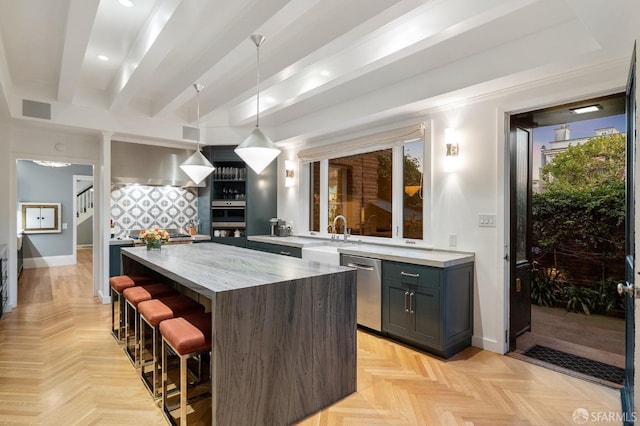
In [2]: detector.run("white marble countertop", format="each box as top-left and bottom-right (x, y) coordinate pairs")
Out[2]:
(110, 234), (211, 246)
(248, 235), (474, 268)
(121, 242), (352, 298)
(248, 235), (328, 248)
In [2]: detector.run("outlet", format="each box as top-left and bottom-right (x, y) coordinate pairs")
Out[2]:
(478, 214), (496, 227)
(448, 233), (457, 247)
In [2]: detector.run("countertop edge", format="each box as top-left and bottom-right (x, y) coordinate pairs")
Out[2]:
(337, 246), (475, 268)
(249, 235), (475, 267)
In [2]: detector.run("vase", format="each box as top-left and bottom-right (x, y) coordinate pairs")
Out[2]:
(146, 239), (162, 250)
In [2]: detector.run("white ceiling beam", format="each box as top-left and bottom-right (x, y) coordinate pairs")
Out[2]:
(149, 0), (292, 119)
(107, 0), (186, 110)
(227, 0), (539, 126)
(0, 19), (12, 118)
(193, 0), (406, 124)
(57, 0), (100, 104)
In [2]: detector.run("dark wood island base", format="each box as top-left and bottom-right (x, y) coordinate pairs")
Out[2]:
(121, 243), (357, 425)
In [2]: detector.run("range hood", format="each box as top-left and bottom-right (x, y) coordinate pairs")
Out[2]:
(111, 141), (206, 187)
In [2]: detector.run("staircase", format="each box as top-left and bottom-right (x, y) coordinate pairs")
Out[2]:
(76, 184), (94, 226)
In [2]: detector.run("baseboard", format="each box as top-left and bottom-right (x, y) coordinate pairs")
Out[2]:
(98, 290), (111, 305)
(24, 255), (75, 269)
(472, 335), (503, 354)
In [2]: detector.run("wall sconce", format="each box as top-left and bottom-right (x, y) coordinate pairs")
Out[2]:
(446, 143), (459, 157)
(445, 128), (459, 157)
(285, 160), (295, 187)
(444, 128), (460, 173)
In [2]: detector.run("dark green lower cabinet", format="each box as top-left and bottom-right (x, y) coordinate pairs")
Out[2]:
(109, 244), (125, 277)
(382, 260), (473, 358)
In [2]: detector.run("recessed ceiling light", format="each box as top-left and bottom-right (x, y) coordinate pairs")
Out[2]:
(98, 55), (109, 61)
(570, 104), (602, 114)
(118, 0), (134, 7)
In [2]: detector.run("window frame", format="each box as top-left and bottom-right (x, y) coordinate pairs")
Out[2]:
(302, 125), (431, 245)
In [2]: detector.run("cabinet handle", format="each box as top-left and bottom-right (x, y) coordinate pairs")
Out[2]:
(280, 251), (291, 256)
(409, 292), (415, 314)
(346, 262), (374, 271)
(401, 271), (420, 279)
(404, 291), (410, 312)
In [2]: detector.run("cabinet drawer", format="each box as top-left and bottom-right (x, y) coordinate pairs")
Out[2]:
(383, 261), (440, 288)
(246, 241), (302, 258)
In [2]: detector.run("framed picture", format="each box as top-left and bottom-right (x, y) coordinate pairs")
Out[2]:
(20, 202), (62, 234)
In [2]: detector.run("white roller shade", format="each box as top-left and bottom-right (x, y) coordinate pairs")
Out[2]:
(297, 123), (424, 162)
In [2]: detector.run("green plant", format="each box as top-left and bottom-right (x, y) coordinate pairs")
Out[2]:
(561, 285), (597, 315)
(530, 263), (560, 307)
(592, 280), (623, 313)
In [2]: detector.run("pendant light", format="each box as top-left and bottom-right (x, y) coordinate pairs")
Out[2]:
(180, 83), (215, 185)
(235, 34), (280, 174)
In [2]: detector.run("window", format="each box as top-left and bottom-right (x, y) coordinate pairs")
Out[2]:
(327, 149), (393, 238)
(309, 161), (320, 232)
(305, 128), (427, 242)
(403, 140), (424, 239)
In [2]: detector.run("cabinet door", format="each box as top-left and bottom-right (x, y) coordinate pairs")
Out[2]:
(25, 207), (42, 229)
(383, 282), (411, 336)
(40, 207), (56, 229)
(109, 245), (122, 277)
(410, 287), (441, 348)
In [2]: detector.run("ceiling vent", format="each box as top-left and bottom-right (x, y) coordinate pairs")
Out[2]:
(182, 126), (199, 141)
(22, 99), (51, 120)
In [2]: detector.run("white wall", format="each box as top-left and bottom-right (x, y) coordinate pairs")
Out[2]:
(277, 59), (630, 354)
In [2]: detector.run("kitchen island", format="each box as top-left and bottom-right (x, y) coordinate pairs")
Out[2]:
(121, 243), (357, 426)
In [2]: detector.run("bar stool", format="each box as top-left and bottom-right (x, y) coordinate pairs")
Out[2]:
(110, 275), (155, 343)
(160, 312), (212, 426)
(138, 295), (205, 398)
(123, 283), (178, 367)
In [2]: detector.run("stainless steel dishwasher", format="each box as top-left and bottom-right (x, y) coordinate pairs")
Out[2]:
(341, 254), (382, 332)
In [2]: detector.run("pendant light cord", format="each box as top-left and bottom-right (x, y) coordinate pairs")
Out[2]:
(255, 40), (260, 128)
(195, 84), (202, 150)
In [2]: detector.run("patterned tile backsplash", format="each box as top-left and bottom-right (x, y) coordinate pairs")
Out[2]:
(110, 184), (198, 237)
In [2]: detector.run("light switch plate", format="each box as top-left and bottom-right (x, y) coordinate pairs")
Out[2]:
(448, 233), (457, 247)
(478, 214), (496, 227)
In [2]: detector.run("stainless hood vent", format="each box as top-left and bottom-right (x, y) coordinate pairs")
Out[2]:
(111, 140), (206, 187)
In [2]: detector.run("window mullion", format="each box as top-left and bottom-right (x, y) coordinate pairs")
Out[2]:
(392, 144), (404, 239)
(320, 159), (329, 235)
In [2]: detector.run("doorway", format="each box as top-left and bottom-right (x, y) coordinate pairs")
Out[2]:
(507, 93), (627, 388)
(16, 160), (95, 305)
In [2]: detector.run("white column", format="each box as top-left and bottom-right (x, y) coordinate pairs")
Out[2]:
(96, 131), (112, 303)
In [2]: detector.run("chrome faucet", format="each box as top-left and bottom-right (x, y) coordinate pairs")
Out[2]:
(333, 215), (349, 242)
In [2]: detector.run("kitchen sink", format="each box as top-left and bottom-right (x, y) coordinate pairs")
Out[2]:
(301, 244), (340, 265)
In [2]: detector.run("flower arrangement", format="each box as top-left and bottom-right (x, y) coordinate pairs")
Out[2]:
(139, 227), (170, 250)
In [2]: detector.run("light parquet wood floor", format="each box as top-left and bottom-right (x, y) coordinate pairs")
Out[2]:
(0, 248), (622, 425)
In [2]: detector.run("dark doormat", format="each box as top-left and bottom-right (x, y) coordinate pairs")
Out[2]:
(522, 345), (625, 386)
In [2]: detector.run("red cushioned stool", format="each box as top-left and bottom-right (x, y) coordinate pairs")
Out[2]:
(123, 283), (177, 367)
(138, 295), (205, 398)
(160, 312), (212, 426)
(109, 275), (155, 343)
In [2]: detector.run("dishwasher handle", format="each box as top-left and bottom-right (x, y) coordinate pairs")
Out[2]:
(346, 262), (374, 271)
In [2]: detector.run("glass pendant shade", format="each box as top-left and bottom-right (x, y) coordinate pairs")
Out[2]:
(235, 34), (280, 174)
(235, 127), (280, 175)
(180, 149), (214, 184)
(180, 83), (214, 184)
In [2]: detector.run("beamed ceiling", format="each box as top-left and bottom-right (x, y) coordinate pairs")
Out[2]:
(0, 0), (638, 148)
